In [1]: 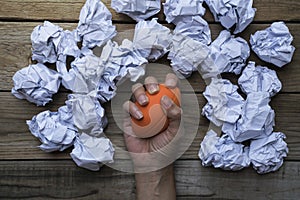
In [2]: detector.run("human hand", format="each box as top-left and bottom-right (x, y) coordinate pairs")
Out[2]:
(123, 73), (182, 153)
(122, 73), (181, 200)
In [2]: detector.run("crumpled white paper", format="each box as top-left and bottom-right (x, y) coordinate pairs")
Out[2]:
(238, 61), (282, 97)
(249, 132), (288, 174)
(111, 0), (161, 21)
(11, 63), (61, 106)
(70, 133), (115, 171)
(199, 130), (250, 171)
(67, 93), (108, 137)
(27, 105), (77, 152)
(63, 51), (105, 93)
(250, 21), (295, 68)
(77, 0), (117, 48)
(163, 0), (205, 24)
(31, 20), (82, 81)
(133, 18), (172, 61)
(202, 78), (244, 127)
(97, 39), (147, 102)
(101, 39), (148, 73)
(205, 0), (256, 34)
(168, 33), (210, 78)
(31, 21), (80, 65)
(31, 21), (63, 63)
(209, 30), (250, 75)
(222, 92), (275, 142)
(55, 30), (82, 76)
(173, 16), (211, 45)
(197, 54), (221, 81)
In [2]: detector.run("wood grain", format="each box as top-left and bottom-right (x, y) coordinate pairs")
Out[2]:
(1, 1), (300, 199)
(0, 22), (300, 93)
(0, 92), (299, 161)
(0, 0), (300, 22)
(0, 160), (299, 199)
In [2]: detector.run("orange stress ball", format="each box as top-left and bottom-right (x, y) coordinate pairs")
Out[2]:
(131, 84), (181, 138)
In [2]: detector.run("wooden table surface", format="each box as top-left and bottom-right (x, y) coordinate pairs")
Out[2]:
(1, 0), (300, 199)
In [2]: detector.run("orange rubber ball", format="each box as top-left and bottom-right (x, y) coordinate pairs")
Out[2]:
(131, 84), (181, 138)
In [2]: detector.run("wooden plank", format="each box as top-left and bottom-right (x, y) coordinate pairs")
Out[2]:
(175, 160), (300, 200)
(0, 0), (134, 22)
(0, 22), (300, 93)
(0, 0), (300, 22)
(0, 160), (135, 199)
(0, 160), (299, 199)
(0, 92), (299, 160)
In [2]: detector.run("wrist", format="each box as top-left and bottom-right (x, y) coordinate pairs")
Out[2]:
(129, 144), (181, 173)
(135, 164), (176, 200)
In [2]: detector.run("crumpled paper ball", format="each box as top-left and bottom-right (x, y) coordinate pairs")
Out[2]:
(199, 130), (250, 171)
(222, 92), (275, 142)
(66, 93), (108, 137)
(77, 0), (116, 48)
(249, 132), (288, 174)
(31, 21), (80, 64)
(63, 51), (105, 93)
(202, 78), (245, 127)
(205, 0), (256, 34)
(209, 30), (250, 75)
(250, 21), (295, 68)
(168, 32), (210, 78)
(173, 15), (211, 45)
(11, 63), (61, 106)
(27, 105), (77, 152)
(164, 0), (206, 24)
(238, 61), (282, 97)
(111, 0), (161, 22)
(133, 18), (172, 61)
(70, 133), (115, 171)
(31, 21), (63, 63)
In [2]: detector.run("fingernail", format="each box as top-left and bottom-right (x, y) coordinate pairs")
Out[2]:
(137, 94), (148, 105)
(135, 110), (143, 119)
(148, 84), (159, 94)
(162, 95), (172, 109)
(165, 78), (177, 87)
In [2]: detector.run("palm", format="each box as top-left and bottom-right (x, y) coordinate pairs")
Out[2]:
(123, 116), (180, 153)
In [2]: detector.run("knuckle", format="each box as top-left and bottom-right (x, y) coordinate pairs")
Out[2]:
(171, 107), (182, 119)
(132, 83), (144, 93)
(122, 101), (130, 112)
(145, 76), (158, 84)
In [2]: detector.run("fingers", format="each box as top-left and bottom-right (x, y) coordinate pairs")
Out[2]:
(132, 83), (148, 106)
(145, 76), (159, 94)
(123, 101), (143, 120)
(165, 73), (178, 89)
(132, 74), (177, 106)
(161, 95), (182, 121)
(129, 74), (179, 120)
